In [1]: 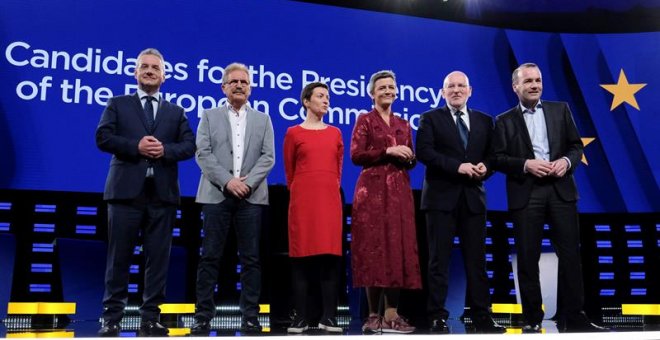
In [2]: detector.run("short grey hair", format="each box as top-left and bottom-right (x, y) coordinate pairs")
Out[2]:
(222, 62), (250, 84)
(367, 70), (396, 95)
(136, 48), (165, 74)
(512, 62), (541, 84)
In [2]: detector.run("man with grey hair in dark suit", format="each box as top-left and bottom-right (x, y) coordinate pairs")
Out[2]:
(96, 47), (195, 337)
(190, 62), (275, 335)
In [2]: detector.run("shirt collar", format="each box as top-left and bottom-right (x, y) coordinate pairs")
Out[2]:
(137, 88), (160, 102)
(448, 104), (467, 116)
(520, 100), (542, 114)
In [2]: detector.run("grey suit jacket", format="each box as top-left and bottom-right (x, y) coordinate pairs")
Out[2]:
(195, 105), (275, 205)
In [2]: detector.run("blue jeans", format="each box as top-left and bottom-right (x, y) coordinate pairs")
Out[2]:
(194, 198), (263, 321)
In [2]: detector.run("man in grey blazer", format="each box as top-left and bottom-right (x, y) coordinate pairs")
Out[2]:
(191, 62), (275, 335)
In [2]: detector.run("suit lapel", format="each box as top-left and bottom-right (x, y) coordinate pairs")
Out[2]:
(440, 107), (464, 149)
(243, 108), (254, 159)
(219, 106), (233, 147)
(152, 97), (165, 131)
(132, 93), (150, 132)
(512, 106), (534, 155)
(541, 102), (557, 158)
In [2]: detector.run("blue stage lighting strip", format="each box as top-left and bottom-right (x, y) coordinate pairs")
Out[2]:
(75, 225), (96, 234)
(596, 240), (612, 248)
(505, 222), (513, 229)
(172, 227), (181, 237)
(485, 237), (492, 245)
(598, 256), (613, 264)
(599, 272), (614, 280)
(34, 204), (56, 213)
(32, 243), (54, 252)
(630, 272), (645, 280)
(487, 270), (493, 279)
(31, 263), (53, 273)
(0, 202), (11, 210)
(594, 225), (610, 232)
(33, 223), (55, 233)
(0, 222), (9, 231)
(453, 236), (460, 244)
(76, 206), (97, 215)
(508, 237), (515, 245)
(600, 289), (615, 296)
(509, 289), (516, 296)
(128, 284), (138, 293)
(29, 284), (51, 293)
(628, 256), (644, 264)
(176, 209), (182, 219)
(624, 225), (641, 233)
(627, 240), (643, 248)
(631, 288), (646, 296)
(486, 221), (492, 228)
(129, 265), (139, 274)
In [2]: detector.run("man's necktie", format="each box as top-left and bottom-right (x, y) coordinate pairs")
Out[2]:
(144, 96), (155, 130)
(456, 111), (469, 149)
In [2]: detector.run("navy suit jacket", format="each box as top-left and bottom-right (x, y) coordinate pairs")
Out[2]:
(96, 93), (195, 204)
(416, 106), (494, 213)
(491, 100), (583, 210)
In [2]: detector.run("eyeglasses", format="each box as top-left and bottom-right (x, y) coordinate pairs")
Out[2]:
(225, 79), (249, 86)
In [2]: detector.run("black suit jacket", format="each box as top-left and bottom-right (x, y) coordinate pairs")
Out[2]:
(491, 100), (583, 210)
(416, 106), (494, 213)
(96, 93), (195, 204)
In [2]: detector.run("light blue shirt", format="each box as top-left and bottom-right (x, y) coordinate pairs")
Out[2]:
(520, 101), (549, 161)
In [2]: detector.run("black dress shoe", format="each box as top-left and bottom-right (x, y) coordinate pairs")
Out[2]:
(522, 323), (542, 333)
(560, 312), (609, 333)
(139, 320), (169, 337)
(429, 319), (449, 334)
(473, 316), (506, 334)
(190, 319), (211, 336)
(240, 317), (262, 333)
(98, 322), (121, 337)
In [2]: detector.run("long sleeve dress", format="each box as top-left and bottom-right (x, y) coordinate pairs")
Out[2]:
(349, 110), (422, 289)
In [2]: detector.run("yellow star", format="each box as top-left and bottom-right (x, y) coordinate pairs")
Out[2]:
(581, 137), (595, 165)
(600, 69), (647, 110)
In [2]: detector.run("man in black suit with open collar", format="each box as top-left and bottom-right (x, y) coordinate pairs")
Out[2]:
(491, 62), (606, 333)
(95, 48), (195, 337)
(417, 71), (504, 334)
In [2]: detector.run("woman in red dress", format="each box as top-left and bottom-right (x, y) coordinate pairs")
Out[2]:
(283, 82), (344, 333)
(350, 70), (421, 334)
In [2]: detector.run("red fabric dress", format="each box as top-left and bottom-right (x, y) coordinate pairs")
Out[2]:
(350, 110), (422, 289)
(283, 125), (344, 257)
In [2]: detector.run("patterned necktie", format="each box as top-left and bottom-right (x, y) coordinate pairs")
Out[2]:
(143, 96), (155, 130)
(455, 111), (469, 149)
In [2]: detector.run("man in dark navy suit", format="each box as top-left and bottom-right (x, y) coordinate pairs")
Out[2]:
(95, 48), (195, 337)
(417, 71), (504, 334)
(491, 63), (606, 333)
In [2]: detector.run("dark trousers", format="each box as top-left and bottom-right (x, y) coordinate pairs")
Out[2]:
(511, 182), (584, 325)
(194, 198), (263, 321)
(425, 194), (491, 320)
(290, 255), (340, 323)
(102, 179), (176, 323)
